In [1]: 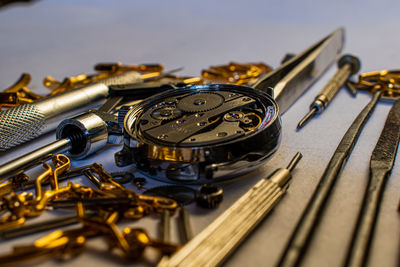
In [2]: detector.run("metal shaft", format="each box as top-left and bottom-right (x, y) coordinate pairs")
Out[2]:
(158, 152), (302, 267)
(344, 98), (400, 267)
(179, 206), (193, 243)
(0, 138), (71, 180)
(297, 54), (360, 129)
(0, 71), (142, 151)
(277, 91), (381, 267)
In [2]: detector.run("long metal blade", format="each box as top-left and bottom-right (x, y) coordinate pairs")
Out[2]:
(344, 98), (400, 267)
(253, 28), (344, 114)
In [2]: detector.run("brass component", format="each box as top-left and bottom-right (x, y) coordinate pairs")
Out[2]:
(0, 227), (87, 266)
(94, 62), (163, 73)
(0, 153), (178, 264)
(352, 69), (400, 100)
(50, 154), (70, 191)
(0, 173), (29, 196)
(34, 163), (53, 202)
(89, 163), (178, 214)
(154, 62), (272, 87)
(45, 63), (164, 95)
(3, 73), (31, 93)
(146, 143), (198, 162)
(201, 62), (272, 85)
(44, 72), (111, 95)
(1, 62), (268, 110)
(0, 73), (42, 110)
(34, 154), (70, 201)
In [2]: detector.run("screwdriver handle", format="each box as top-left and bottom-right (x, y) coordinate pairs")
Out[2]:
(159, 153), (302, 267)
(312, 55), (360, 114)
(0, 71), (142, 151)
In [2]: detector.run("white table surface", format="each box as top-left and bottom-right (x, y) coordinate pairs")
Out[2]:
(0, 1), (399, 266)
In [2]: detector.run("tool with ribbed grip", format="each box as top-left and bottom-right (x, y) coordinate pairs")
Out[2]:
(0, 70), (142, 151)
(297, 54), (361, 129)
(158, 152), (302, 267)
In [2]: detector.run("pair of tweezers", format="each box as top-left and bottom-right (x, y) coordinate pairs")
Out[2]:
(252, 28), (344, 114)
(114, 28), (345, 115)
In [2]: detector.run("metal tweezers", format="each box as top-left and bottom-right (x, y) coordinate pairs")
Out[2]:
(252, 28), (344, 114)
(109, 28), (345, 115)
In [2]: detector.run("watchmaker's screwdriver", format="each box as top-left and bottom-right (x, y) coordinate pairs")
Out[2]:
(297, 54), (360, 130)
(0, 70), (144, 151)
(158, 152), (302, 267)
(0, 69), (182, 180)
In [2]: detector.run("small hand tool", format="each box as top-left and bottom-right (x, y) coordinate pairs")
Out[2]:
(297, 54), (361, 129)
(277, 91), (381, 267)
(252, 28), (344, 114)
(0, 69), (182, 180)
(158, 152), (302, 267)
(0, 70), (143, 151)
(344, 98), (400, 267)
(117, 29), (344, 184)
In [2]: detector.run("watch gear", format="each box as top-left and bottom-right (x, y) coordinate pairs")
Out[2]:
(176, 92), (224, 112)
(116, 84), (281, 184)
(151, 106), (182, 121)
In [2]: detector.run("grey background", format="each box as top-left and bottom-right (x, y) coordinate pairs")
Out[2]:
(0, 1), (399, 266)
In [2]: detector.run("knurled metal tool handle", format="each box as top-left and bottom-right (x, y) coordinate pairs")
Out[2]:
(314, 64), (351, 106)
(311, 55), (360, 113)
(0, 71), (142, 151)
(158, 153), (302, 267)
(297, 54), (360, 130)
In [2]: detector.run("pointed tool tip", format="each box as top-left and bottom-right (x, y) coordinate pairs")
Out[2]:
(296, 122), (305, 131)
(296, 108), (317, 130)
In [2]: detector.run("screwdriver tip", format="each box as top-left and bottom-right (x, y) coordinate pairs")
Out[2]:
(296, 108), (317, 130)
(286, 152), (303, 172)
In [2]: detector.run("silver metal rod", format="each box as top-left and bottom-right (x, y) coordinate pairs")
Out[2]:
(179, 206), (193, 243)
(0, 71), (142, 151)
(0, 138), (71, 180)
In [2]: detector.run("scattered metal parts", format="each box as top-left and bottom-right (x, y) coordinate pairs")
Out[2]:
(344, 98), (400, 267)
(0, 208), (179, 265)
(0, 73), (40, 110)
(351, 69), (400, 100)
(201, 62), (272, 85)
(277, 92), (382, 267)
(196, 184), (223, 209)
(158, 152), (302, 267)
(297, 54), (361, 129)
(94, 62), (163, 73)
